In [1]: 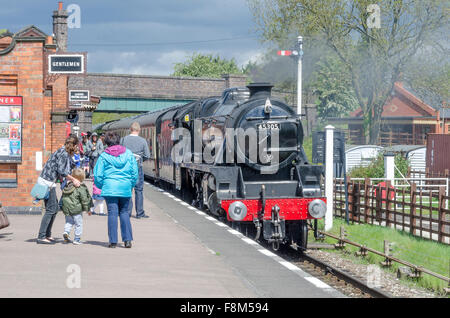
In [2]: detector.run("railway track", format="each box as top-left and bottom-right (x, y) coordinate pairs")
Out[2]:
(290, 249), (393, 298)
(149, 180), (393, 298)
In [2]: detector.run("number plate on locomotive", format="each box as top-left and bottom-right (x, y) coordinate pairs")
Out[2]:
(257, 123), (280, 130)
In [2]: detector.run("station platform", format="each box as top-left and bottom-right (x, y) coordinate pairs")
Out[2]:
(0, 181), (344, 298)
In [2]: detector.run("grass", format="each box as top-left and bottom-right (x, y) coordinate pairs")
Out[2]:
(311, 218), (450, 294)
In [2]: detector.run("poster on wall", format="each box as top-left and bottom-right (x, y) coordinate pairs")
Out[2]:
(0, 96), (22, 162)
(10, 107), (21, 122)
(9, 124), (20, 140)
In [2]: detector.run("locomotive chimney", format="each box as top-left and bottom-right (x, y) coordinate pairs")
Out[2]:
(247, 83), (273, 99)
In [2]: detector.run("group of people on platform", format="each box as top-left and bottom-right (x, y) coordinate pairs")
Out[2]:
(35, 122), (151, 249)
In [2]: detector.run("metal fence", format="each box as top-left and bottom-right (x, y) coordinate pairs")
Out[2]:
(408, 168), (450, 180)
(334, 178), (450, 244)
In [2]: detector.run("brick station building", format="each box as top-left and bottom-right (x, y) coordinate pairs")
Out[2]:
(0, 3), (95, 213)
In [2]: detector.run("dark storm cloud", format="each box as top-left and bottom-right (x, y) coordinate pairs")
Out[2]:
(1, 0), (265, 75)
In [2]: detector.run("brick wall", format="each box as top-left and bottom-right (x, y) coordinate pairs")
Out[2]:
(69, 73), (248, 101)
(0, 29), (68, 212)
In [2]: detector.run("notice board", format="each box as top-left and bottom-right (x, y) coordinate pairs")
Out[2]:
(0, 96), (22, 162)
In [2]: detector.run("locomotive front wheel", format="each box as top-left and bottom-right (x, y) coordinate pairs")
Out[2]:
(298, 220), (308, 251)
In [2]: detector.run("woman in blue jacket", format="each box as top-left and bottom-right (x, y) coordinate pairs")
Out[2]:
(94, 132), (138, 248)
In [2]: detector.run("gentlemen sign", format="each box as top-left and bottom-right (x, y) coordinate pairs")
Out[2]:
(48, 54), (85, 74)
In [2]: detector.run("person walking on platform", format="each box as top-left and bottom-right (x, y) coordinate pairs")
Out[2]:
(80, 132), (90, 177)
(61, 168), (93, 245)
(87, 132), (104, 178)
(94, 132), (138, 248)
(120, 122), (150, 219)
(36, 136), (81, 244)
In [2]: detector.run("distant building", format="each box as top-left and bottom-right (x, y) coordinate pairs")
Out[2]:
(329, 82), (448, 146)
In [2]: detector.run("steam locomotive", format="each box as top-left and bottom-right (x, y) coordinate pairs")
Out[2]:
(101, 83), (326, 250)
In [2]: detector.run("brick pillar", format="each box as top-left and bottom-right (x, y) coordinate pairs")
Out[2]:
(53, 2), (68, 52)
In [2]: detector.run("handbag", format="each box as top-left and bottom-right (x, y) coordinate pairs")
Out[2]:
(30, 182), (50, 200)
(0, 203), (10, 230)
(30, 179), (55, 200)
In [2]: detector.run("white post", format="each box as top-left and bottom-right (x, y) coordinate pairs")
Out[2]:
(384, 152), (395, 184)
(72, 125), (80, 138)
(325, 125), (335, 231)
(297, 36), (303, 116)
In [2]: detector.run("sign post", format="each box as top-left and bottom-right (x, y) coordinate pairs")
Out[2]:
(48, 54), (85, 74)
(69, 90), (89, 102)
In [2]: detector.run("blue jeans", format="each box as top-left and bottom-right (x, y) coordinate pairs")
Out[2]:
(130, 166), (145, 217)
(38, 187), (58, 239)
(105, 197), (133, 244)
(64, 214), (83, 240)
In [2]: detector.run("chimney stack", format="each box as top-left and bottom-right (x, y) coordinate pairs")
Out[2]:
(53, 2), (68, 51)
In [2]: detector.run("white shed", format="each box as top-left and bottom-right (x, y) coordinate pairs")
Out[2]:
(384, 145), (427, 172)
(345, 145), (383, 173)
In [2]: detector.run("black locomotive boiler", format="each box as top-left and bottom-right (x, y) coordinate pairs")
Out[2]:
(101, 83), (326, 250)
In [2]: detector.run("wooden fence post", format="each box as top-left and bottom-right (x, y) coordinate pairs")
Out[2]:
(354, 181), (361, 222)
(438, 187), (445, 243)
(386, 180), (392, 227)
(376, 182), (382, 224)
(364, 178), (370, 223)
(410, 183), (417, 236)
(347, 179), (354, 221)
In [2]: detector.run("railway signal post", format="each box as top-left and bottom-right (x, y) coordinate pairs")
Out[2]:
(277, 35), (303, 116)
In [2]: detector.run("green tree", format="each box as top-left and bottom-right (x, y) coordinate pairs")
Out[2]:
(311, 56), (359, 118)
(249, 0), (447, 143)
(172, 53), (243, 78)
(405, 50), (450, 105)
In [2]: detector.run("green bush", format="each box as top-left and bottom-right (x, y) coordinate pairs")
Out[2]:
(348, 153), (410, 181)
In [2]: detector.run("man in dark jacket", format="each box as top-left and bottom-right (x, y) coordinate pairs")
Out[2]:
(120, 122), (150, 219)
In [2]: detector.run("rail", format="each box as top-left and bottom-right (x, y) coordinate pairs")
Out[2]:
(318, 229), (450, 285)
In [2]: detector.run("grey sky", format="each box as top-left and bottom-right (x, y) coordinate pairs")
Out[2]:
(1, 0), (266, 75)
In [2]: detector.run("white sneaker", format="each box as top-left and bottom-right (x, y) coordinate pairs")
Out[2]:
(73, 240), (83, 245)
